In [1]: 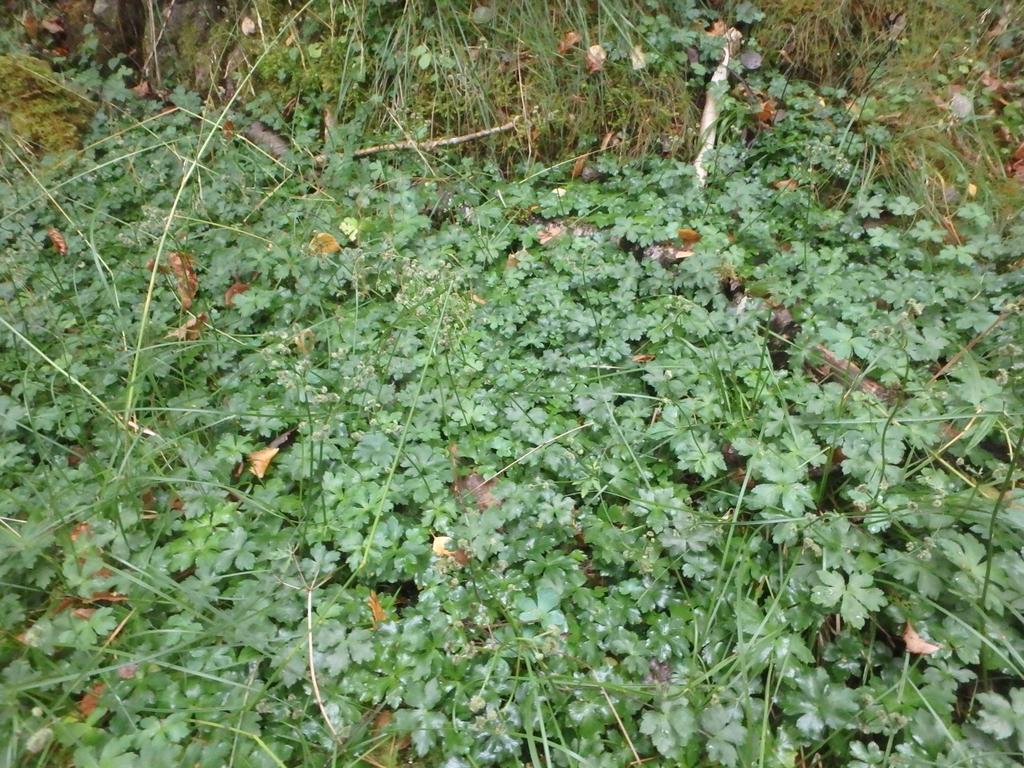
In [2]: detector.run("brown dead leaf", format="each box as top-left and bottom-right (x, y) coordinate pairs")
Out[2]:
(167, 252), (198, 309)
(432, 535), (470, 565)
(165, 313), (207, 341)
(454, 473), (499, 511)
(903, 622), (941, 655)
(117, 663), (138, 680)
(70, 522), (91, 541)
(708, 19), (728, 36)
(364, 709), (412, 765)
(224, 280), (250, 306)
(147, 253), (198, 309)
(677, 227), (701, 246)
(755, 99), (777, 124)
(1008, 141), (1024, 181)
(78, 682), (105, 718)
(585, 44), (607, 74)
(22, 11), (38, 39)
(40, 16), (64, 34)
(248, 446), (279, 479)
(571, 155), (588, 179)
(557, 30), (581, 55)
(241, 16), (257, 35)
(67, 444), (87, 467)
(309, 231), (341, 255)
(72, 607), (95, 620)
(48, 227), (68, 256)
(130, 80), (152, 99)
(631, 353), (656, 363)
(808, 344), (895, 402)
(537, 222), (565, 244)
(243, 428), (296, 481)
(222, 119), (235, 140)
(293, 328), (315, 355)
(88, 591), (128, 604)
(368, 590), (387, 626)
(642, 242), (692, 265)
(774, 179), (799, 191)
(506, 251), (521, 268)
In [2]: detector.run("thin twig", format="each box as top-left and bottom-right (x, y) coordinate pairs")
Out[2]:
(602, 688), (643, 766)
(483, 422), (593, 485)
(314, 118), (519, 164)
(306, 584), (340, 742)
(930, 305), (1014, 382)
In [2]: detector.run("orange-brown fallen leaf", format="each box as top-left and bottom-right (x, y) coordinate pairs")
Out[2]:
(470, 294), (487, 306)
(677, 227), (701, 246)
(708, 19), (728, 36)
(166, 252), (198, 309)
(166, 313), (207, 341)
(755, 99), (777, 124)
(247, 446), (279, 479)
(368, 590), (387, 627)
(47, 227), (68, 256)
(774, 179), (799, 191)
(903, 622), (941, 655)
(808, 344), (895, 402)
(309, 232), (341, 255)
(454, 473), (499, 511)
(631, 353), (656, 363)
(224, 280), (250, 306)
(78, 682), (106, 718)
(557, 30), (581, 55)
(148, 252), (198, 309)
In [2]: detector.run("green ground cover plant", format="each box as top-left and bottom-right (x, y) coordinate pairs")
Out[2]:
(1, 2), (1023, 767)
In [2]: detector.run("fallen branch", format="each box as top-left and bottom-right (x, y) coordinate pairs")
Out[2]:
(694, 28), (742, 188)
(808, 344), (895, 402)
(314, 118), (519, 165)
(306, 583), (341, 743)
(929, 304), (1016, 382)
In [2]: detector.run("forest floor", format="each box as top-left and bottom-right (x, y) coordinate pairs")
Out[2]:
(1, 3), (1023, 767)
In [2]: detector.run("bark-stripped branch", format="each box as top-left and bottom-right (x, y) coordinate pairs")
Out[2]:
(314, 118), (520, 165)
(694, 28), (742, 187)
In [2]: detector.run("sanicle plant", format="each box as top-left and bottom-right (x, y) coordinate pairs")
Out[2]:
(1, 2), (1023, 767)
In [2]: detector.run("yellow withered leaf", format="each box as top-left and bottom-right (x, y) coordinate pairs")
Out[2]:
(677, 227), (701, 246)
(368, 590), (387, 627)
(247, 446), (279, 479)
(903, 622), (941, 655)
(308, 232), (341, 255)
(165, 313), (207, 341)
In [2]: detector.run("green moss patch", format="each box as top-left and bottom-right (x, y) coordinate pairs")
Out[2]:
(0, 54), (95, 153)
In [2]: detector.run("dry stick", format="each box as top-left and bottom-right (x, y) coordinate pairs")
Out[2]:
(694, 28), (743, 188)
(314, 118), (519, 164)
(306, 585), (341, 743)
(601, 688), (644, 766)
(929, 305), (1015, 382)
(482, 421), (593, 485)
(810, 344), (894, 402)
